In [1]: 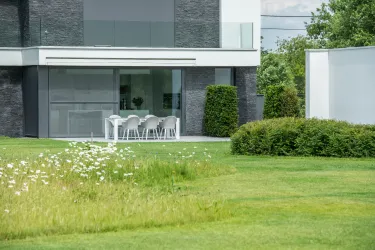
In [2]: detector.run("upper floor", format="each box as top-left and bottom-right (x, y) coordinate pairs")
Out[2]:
(0, 0), (260, 67)
(1, 0), (260, 49)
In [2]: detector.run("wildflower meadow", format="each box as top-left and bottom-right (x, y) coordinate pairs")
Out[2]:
(0, 142), (233, 240)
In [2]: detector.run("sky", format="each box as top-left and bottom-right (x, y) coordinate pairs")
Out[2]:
(261, 0), (328, 50)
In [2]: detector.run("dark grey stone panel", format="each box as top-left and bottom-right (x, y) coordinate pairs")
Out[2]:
(175, 0), (220, 48)
(184, 67), (215, 135)
(235, 67), (257, 125)
(22, 0), (84, 46)
(38, 66), (49, 138)
(22, 67), (39, 137)
(0, 67), (24, 137)
(0, 0), (22, 47)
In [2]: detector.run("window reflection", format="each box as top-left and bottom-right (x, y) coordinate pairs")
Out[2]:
(119, 69), (182, 118)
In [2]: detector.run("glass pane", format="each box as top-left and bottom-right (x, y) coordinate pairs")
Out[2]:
(115, 21), (151, 47)
(84, 20), (115, 46)
(241, 23), (253, 49)
(215, 68), (232, 85)
(119, 69), (182, 119)
(50, 103), (114, 137)
(151, 22), (175, 47)
(49, 68), (115, 102)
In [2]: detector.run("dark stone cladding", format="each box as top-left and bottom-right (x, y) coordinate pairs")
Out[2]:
(21, 0), (84, 46)
(184, 67), (215, 135)
(175, 0), (220, 48)
(235, 67), (257, 125)
(0, 0), (22, 47)
(0, 67), (24, 137)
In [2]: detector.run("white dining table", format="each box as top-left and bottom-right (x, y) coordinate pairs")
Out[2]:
(104, 117), (180, 141)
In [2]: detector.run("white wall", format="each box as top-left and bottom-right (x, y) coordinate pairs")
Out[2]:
(220, 0), (261, 65)
(306, 46), (375, 124)
(306, 51), (330, 119)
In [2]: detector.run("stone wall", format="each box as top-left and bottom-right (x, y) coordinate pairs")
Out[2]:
(0, 0), (22, 47)
(0, 67), (24, 137)
(22, 0), (84, 46)
(235, 67), (257, 125)
(184, 67), (215, 135)
(175, 0), (220, 48)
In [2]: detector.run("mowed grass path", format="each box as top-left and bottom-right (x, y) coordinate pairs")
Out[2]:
(0, 138), (375, 249)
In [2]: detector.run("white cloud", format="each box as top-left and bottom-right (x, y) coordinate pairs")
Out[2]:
(262, 0), (324, 15)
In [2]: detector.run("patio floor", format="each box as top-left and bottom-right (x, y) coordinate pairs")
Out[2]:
(52, 136), (230, 143)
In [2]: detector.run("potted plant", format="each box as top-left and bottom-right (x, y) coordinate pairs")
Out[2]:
(132, 97), (144, 110)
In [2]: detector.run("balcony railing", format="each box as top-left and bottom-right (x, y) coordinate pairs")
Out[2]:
(2, 18), (254, 49)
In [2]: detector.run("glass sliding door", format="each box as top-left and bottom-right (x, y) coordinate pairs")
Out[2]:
(119, 68), (182, 125)
(49, 68), (117, 137)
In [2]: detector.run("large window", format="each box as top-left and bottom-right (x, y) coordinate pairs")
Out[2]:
(49, 68), (116, 137)
(83, 0), (175, 47)
(119, 69), (182, 119)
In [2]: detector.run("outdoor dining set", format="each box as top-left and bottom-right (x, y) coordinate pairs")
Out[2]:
(104, 115), (180, 141)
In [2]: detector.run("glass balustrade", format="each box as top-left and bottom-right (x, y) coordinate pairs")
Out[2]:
(7, 19), (254, 49)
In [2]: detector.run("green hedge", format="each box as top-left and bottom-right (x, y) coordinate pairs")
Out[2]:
(231, 118), (375, 157)
(204, 85), (238, 137)
(264, 85), (300, 119)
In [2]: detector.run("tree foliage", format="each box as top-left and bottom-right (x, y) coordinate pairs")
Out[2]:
(263, 85), (300, 119)
(276, 35), (318, 97)
(307, 0), (375, 48)
(257, 53), (294, 95)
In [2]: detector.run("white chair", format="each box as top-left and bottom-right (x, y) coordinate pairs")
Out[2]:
(109, 115), (122, 138)
(145, 115), (156, 119)
(159, 116), (177, 140)
(122, 116), (140, 140)
(141, 116), (159, 140)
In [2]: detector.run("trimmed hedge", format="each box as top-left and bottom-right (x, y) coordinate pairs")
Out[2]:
(264, 85), (300, 119)
(204, 85), (238, 137)
(231, 118), (375, 158)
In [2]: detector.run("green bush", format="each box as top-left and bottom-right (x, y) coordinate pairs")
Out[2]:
(204, 85), (238, 137)
(231, 118), (375, 158)
(264, 85), (300, 119)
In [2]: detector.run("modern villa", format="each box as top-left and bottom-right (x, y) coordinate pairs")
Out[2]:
(0, 0), (260, 138)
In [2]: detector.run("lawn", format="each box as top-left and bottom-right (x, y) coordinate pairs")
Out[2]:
(0, 137), (374, 249)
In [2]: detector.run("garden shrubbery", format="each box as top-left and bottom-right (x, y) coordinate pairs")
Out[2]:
(204, 85), (238, 137)
(231, 118), (375, 157)
(263, 85), (300, 119)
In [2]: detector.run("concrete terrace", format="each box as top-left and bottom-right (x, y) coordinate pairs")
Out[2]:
(53, 136), (230, 143)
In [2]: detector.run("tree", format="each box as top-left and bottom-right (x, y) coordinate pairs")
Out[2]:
(307, 0), (375, 48)
(276, 36), (318, 97)
(257, 53), (294, 95)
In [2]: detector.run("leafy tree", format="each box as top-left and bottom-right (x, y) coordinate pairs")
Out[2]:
(307, 0), (375, 48)
(276, 35), (318, 97)
(257, 53), (294, 95)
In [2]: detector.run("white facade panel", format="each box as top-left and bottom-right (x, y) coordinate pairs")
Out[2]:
(329, 48), (375, 124)
(306, 46), (375, 124)
(0, 48), (23, 66)
(306, 51), (330, 119)
(0, 47), (259, 67)
(220, 0), (260, 65)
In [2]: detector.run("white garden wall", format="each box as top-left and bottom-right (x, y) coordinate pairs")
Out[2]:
(306, 46), (375, 124)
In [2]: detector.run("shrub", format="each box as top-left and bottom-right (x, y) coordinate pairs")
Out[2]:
(263, 85), (300, 119)
(204, 85), (238, 137)
(231, 118), (375, 158)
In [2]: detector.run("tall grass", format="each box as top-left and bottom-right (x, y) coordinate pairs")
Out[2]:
(0, 142), (234, 240)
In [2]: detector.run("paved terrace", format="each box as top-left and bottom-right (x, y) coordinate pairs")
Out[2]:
(53, 136), (230, 143)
